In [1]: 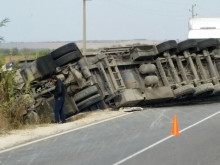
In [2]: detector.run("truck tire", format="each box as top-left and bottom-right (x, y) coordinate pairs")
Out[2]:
(198, 39), (219, 51)
(77, 94), (102, 110)
(51, 43), (81, 60)
(157, 40), (178, 55)
(178, 39), (198, 53)
(73, 86), (99, 103)
(55, 51), (82, 67)
(194, 83), (214, 96)
(173, 85), (195, 98)
(36, 54), (56, 78)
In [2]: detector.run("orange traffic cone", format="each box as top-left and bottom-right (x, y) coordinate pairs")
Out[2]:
(171, 115), (180, 136)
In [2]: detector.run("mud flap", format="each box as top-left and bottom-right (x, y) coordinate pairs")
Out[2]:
(144, 86), (174, 102)
(115, 89), (144, 107)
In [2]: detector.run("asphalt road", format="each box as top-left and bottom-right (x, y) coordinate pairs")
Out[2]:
(1, 102), (220, 165)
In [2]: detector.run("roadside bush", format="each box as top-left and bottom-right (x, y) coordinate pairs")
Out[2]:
(0, 109), (8, 133)
(1, 97), (28, 130)
(0, 67), (29, 133)
(0, 18), (29, 133)
(38, 109), (53, 124)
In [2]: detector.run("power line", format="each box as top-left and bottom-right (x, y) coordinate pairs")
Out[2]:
(105, 0), (187, 17)
(154, 0), (191, 6)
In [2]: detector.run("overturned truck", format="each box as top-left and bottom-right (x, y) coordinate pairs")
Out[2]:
(16, 39), (220, 121)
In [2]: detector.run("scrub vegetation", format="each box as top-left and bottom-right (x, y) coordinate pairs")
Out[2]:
(0, 18), (29, 133)
(0, 18), (9, 42)
(0, 58), (29, 133)
(0, 48), (52, 58)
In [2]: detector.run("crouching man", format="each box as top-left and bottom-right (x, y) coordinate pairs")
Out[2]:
(51, 75), (66, 123)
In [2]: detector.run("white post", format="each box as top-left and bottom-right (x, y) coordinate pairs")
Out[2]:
(83, 0), (86, 55)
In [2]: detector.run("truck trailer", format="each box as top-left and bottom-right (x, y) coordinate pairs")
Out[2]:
(14, 39), (220, 123)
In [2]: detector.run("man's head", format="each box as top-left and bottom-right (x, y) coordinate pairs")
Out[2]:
(51, 75), (58, 83)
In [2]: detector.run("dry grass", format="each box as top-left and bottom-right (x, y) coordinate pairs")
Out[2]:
(0, 98), (28, 133)
(0, 110), (8, 134)
(4, 55), (35, 63)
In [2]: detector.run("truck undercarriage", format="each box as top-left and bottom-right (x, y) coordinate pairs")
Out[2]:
(14, 39), (220, 122)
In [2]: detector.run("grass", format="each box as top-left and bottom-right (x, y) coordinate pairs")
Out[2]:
(4, 55), (35, 63)
(0, 110), (8, 134)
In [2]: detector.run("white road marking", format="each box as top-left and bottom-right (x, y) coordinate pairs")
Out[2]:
(113, 110), (220, 165)
(0, 113), (132, 154)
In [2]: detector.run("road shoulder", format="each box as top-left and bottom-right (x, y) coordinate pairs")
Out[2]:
(0, 109), (132, 151)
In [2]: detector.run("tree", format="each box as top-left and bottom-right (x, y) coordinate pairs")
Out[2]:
(0, 18), (10, 42)
(11, 48), (18, 56)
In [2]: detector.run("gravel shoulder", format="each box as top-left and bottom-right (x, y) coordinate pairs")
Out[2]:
(0, 109), (133, 151)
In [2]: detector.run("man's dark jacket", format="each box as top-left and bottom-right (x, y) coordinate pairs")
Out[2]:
(54, 79), (66, 99)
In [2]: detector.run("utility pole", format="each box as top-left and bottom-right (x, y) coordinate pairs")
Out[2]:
(83, 0), (91, 55)
(189, 4), (197, 18)
(83, 0), (86, 55)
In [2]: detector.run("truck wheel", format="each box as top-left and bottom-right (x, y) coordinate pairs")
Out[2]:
(156, 40), (178, 55)
(36, 54), (56, 78)
(178, 39), (198, 53)
(51, 43), (81, 60)
(55, 51), (82, 67)
(73, 86), (99, 103)
(77, 94), (102, 111)
(194, 83), (214, 96)
(198, 39), (219, 51)
(173, 85), (196, 98)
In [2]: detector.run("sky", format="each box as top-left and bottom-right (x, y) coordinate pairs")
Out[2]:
(0, 0), (220, 42)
